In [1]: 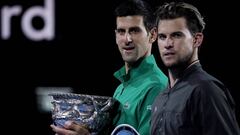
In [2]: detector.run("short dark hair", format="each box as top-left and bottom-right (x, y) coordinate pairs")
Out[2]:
(114, 0), (155, 32)
(155, 2), (206, 35)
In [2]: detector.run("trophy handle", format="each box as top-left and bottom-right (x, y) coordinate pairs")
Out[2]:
(111, 124), (140, 135)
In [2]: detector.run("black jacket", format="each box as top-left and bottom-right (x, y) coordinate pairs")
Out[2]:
(151, 62), (240, 135)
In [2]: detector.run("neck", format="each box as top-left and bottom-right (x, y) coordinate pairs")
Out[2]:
(168, 59), (199, 88)
(125, 54), (151, 74)
(168, 71), (178, 88)
(125, 63), (130, 74)
(125, 57), (145, 74)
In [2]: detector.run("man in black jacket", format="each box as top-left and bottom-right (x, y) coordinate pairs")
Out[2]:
(151, 2), (240, 135)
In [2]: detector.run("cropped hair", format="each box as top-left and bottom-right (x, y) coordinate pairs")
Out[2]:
(115, 0), (155, 32)
(155, 2), (206, 35)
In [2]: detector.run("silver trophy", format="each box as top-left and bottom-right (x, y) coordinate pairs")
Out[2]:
(49, 93), (116, 135)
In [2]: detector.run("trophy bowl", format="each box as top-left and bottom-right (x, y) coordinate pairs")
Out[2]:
(49, 93), (116, 134)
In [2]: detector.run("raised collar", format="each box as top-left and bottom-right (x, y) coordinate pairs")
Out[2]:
(114, 55), (158, 83)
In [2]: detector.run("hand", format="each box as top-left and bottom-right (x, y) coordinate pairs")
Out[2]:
(50, 121), (90, 135)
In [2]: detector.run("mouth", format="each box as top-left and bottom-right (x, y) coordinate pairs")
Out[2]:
(163, 51), (175, 56)
(122, 46), (135, 54)
(123, 46), (135, 50)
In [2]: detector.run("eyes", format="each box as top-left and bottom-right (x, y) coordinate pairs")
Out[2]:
(116, 27), (142, 36)
(158, 32), (184, 40)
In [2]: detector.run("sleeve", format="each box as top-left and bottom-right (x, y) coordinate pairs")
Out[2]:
(192, 81), (240, 135)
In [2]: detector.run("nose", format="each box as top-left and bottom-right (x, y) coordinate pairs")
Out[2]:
(125, 33), (133, 43)
(165, 37), (173, 49)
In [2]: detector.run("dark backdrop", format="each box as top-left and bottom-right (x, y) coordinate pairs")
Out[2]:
(0, 0), (239, 134)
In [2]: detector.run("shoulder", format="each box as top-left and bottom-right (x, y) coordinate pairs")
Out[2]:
(142, 71), (168, 90)
(191, 77), (228, 103)
(113, 84), (124, 98)
(187, 69), (226, 93)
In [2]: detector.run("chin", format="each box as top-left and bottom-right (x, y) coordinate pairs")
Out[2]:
(164, 64), (173, 68)
(163, 60), (173, 66)
(123, 57), (137, 63)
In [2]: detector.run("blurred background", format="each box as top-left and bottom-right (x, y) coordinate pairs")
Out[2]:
(0, 0), (239, 134)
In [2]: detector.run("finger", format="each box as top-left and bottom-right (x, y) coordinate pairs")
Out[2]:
(51, 124), (72, 135)
(64, 121), (90, 135)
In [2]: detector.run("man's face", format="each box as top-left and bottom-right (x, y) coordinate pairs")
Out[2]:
(157, 17), (196, 68)
(115, 15), (152, 64)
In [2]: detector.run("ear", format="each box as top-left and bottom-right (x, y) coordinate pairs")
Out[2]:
(149, 27), (157, 43)
(193, 33), (204, 48)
